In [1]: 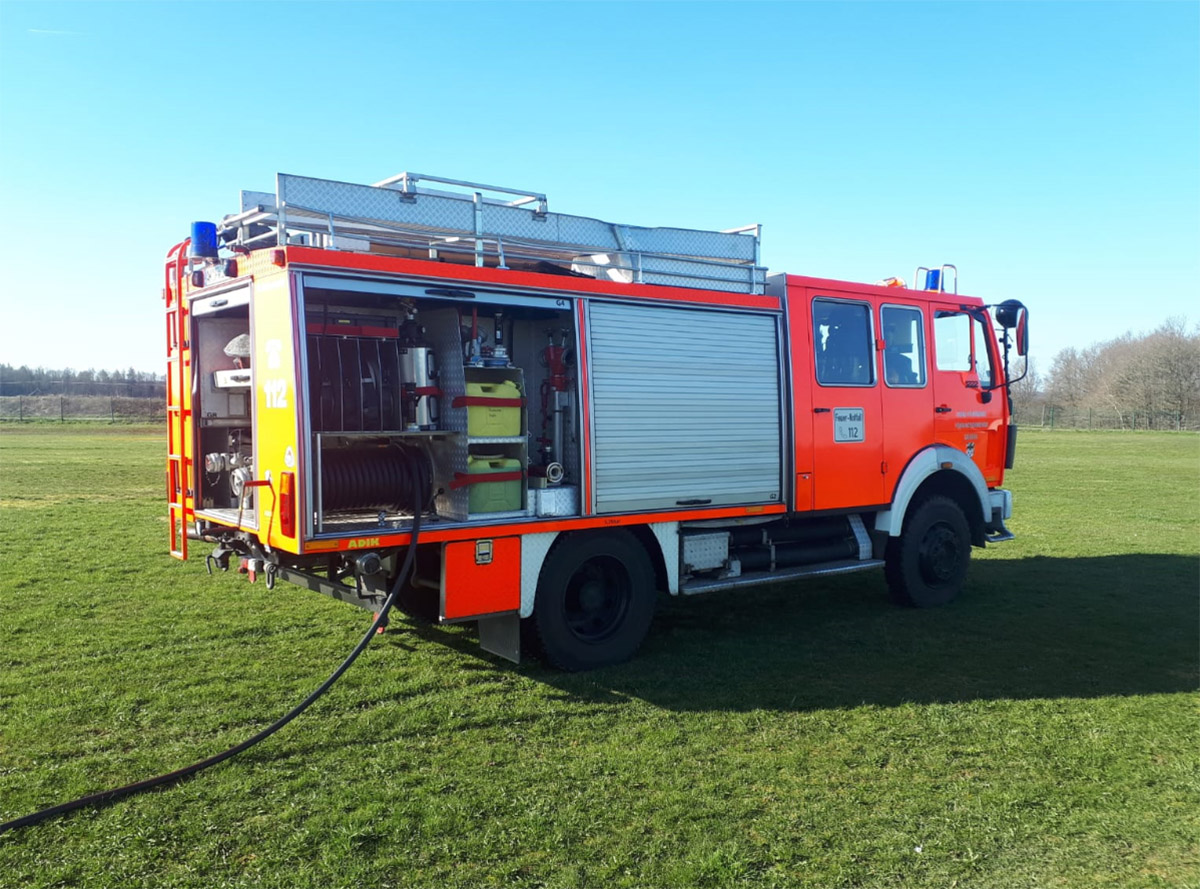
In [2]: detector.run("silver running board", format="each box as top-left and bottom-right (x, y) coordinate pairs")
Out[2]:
(681, 559), (885, 596)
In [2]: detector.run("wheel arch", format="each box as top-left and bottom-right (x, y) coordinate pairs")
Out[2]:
(520, 531), (560, 618)
(630, 522), (677, 595)
(875, 446), (990, 546)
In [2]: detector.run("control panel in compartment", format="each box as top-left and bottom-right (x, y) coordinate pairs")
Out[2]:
(301, 282), (583, 536)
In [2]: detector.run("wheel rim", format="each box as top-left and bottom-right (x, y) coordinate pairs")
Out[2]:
(562, 555), (631, 643)
(917, 522), (961, 585)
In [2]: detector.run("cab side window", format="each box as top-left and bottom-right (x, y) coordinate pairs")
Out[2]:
(973, 318), (993, 387)
(934, 311), (972, 372)
(813, 299), (874, 386)
(881, 305), (926, 387)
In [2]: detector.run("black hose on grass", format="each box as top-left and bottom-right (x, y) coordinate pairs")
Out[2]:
(0, 463), (427, 834)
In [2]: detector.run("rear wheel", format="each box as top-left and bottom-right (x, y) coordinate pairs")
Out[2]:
(885, 495), (972, 607)
(532, 531), (657, 671)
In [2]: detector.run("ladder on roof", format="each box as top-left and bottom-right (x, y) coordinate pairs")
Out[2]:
(164, 240), (193, 560)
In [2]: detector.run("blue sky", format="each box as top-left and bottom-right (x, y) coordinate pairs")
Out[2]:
(0, 1), (1196, 375)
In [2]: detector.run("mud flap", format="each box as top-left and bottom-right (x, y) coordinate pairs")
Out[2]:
(478, 613), (521, 663)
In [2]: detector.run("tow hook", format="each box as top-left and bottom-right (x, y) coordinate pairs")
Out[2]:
(206, 546), (234, 575)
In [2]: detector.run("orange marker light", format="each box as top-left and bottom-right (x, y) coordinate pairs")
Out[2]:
(279, 472), (296, 537)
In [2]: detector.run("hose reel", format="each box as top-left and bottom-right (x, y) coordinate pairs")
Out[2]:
(320, 444), (432, 514)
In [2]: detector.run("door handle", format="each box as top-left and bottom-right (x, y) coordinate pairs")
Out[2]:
(814, 407), (831, 413)
(935, 405), (952, 413)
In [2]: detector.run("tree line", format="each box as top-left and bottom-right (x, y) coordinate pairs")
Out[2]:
(1015, 318), (1200, 430)
(0, 364), (164, 398)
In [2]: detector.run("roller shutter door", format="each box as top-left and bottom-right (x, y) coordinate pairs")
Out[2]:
(588, 302), (782, 514)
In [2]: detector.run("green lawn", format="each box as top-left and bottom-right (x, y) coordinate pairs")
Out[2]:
(1, 425), (1196, 888)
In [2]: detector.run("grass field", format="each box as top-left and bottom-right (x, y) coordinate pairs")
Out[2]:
(1, 426), (1196, 888)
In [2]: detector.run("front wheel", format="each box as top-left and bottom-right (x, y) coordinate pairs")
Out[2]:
(885, 495), (972, 607)
(532, 531), (657, 671)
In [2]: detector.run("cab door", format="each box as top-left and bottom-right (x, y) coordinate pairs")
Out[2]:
(930, 304), (1002, 483)
(808, 293), (886, 510)
(879, 302), (933, 501)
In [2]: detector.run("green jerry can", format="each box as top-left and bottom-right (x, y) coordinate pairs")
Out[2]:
(466, 454), (524, 513)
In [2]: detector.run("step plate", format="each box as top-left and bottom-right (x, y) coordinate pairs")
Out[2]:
(681, 559), (884, 596)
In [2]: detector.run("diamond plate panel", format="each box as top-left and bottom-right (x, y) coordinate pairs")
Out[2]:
(240, 190), (276, 212)
(533, 484), (579, 517)
(280, 174), (475, 231)
(682, 531), (730, 573)
(622, 226), (757, 262)
(480, 203), (569, 245)
(640, 256), (763, 292)
(423, 308), (469, 521)
(649, 522), (681, 594)
(267, 173), (764, 294)
(520, 531), (559, 617)
(550, 213), (626, 250)
(848, 513), (873, 560)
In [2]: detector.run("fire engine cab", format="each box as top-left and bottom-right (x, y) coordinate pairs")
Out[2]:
(164, 171), (1029, 670)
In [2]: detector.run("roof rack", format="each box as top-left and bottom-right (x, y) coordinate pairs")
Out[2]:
(218, 172), (765, 294)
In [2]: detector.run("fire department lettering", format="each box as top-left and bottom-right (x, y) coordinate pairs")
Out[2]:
(833, 408), (865, 442)
(347, 537), (381, 549)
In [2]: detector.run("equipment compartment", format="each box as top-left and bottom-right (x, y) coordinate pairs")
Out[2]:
(298, 280), (582, 536)
(192, 300), (256, 524)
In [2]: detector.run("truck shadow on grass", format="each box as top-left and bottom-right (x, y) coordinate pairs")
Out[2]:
(471, 553), (1197, 713)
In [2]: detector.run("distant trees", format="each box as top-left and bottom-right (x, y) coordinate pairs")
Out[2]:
(0, 364), (163, 398)
(1028, 318), (1200, 430)
(4, 320), (1198, 428)
(1009, 356), (1041, 404)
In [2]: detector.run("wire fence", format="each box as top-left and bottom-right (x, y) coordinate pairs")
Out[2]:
(0, 396), (165, 423)
(1012, 402), (1198, 431)
(0, 379), (163, 399)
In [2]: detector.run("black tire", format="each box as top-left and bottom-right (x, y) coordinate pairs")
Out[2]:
(532, 531), (657, 671)
(885, 495), (972, 608)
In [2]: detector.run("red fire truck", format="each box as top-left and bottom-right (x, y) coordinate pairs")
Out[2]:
(165, 171), (1028, 670)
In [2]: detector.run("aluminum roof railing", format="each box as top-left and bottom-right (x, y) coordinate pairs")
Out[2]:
(217, 172), (765, 294)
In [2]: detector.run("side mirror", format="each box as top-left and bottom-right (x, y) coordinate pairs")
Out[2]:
(995, 300), (1028, 357)
(1015, 310), (1028, 356)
